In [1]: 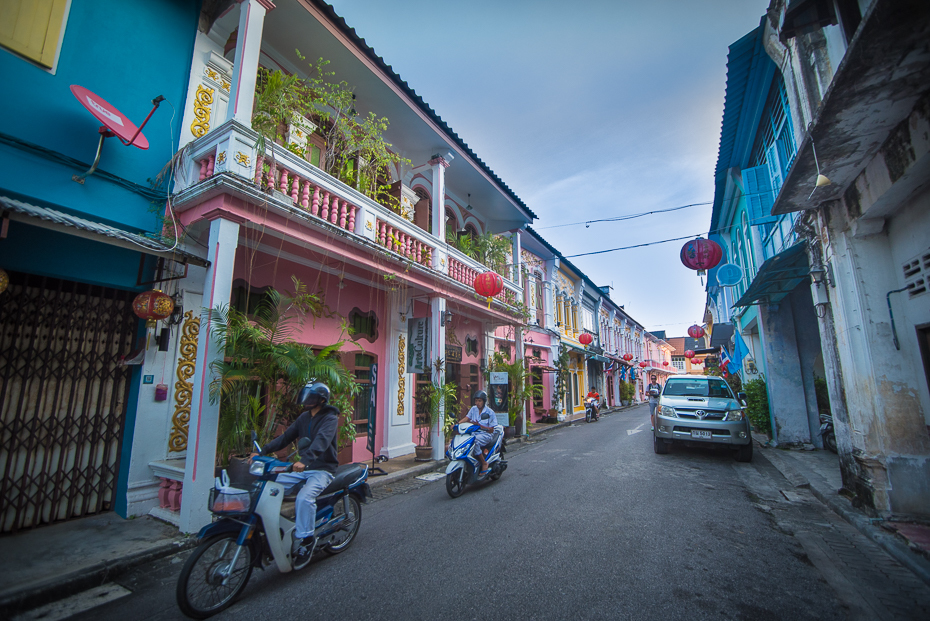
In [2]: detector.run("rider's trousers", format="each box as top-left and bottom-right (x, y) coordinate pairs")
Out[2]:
(275, 469), (335, 539)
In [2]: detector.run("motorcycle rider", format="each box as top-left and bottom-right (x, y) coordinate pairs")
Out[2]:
(251, 381), (338, 564)
(458, 390), (499, 477)
(585, 386), (600, 417)
(647, 375), (661, 428)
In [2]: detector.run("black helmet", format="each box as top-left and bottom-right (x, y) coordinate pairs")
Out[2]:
(473, 390), (488, 405)
(297, 382), (330, 408)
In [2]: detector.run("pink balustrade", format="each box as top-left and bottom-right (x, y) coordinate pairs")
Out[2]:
(196, 155), (358, 234)
(448, 258), (479, 288)
(375, 219), (433, 267)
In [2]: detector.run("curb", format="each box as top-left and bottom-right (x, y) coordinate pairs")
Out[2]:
(0, 536), (197, 615)
(757, 444), (930, 589)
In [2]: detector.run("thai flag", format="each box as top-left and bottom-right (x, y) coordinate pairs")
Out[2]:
(719, 346), (731, 373)
(605, 359), (615, 373)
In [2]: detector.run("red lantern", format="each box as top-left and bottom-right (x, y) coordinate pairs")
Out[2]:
(663, 361), (669, 367)
(133, 289), (175, 328)
(622, 353), (633, 362)
(579, 332), (593, 346)
(687, 324), (705, 339)
(638, 362), (647, 368)
(474, 271), (504, 308)
(680, 238), (722, 274)
(684, 350), (695, 359)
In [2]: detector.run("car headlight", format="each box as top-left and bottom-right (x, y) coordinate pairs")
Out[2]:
(724, 408), (744, 421)
(248, 460), (266, 476)
(658, 405), (677, 418)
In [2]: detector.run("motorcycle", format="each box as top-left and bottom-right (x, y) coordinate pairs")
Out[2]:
(818, 413), (837, 453)
(444, 422), (507, 498)
(584, 397), (600, 422)
(176, 435), (371, 618)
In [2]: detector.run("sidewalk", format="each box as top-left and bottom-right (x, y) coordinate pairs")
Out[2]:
(754, 434), (930, 588)
(0, 406), (618, 616)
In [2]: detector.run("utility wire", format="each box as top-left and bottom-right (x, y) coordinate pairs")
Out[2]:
(537, 201), (712, 230)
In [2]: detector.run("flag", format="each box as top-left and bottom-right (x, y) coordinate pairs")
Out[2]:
(731, 331), (749, 372)
(605, 359), (615, 373)
(719, 346), (731, 373)
(619, 366), (627, 381)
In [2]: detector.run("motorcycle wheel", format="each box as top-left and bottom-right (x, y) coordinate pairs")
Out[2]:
(176, 533), (253, 619)
(824, 431), (838, 454)
(446, 470), (465, 498)
(324, 495), (362, 555)
(585, 410), (591, 423)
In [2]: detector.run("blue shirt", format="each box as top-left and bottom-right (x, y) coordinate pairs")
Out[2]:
(466, 405), (499, 428)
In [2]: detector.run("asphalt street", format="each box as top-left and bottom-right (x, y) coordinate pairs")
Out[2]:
(48, 405), (928, 620)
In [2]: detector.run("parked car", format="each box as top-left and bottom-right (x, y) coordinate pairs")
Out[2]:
(653, 376), (752, 462)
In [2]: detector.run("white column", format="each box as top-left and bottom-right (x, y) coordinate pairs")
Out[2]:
(429, 155), (451, 270)
(226, 0), (274, 126)
(430, 297), (447, 459)
(179, 217), (240, 533)
(381, 293), (415, 458)
(516, 326), (526, 436)
(511, 231), (522, 285)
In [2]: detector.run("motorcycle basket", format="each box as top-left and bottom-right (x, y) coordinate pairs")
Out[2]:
(208, 486), (253, 514)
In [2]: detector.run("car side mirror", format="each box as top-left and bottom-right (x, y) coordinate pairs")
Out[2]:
(737, 392), (747, 404)
(297, 437), (312, 450)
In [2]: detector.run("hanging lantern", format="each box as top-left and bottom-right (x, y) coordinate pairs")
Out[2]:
(0, 268), (8, 294)
(687, 324), (705, 339)
(474, 271), (504, 308)
(680, 238), (722, 275)
(622, 353), (633, 362)
(684, 350), (695, 359)
(663, 361), (669, 367)
(133, 289), (175, 328)
(638, 361), (647, 368)
(579, 332), (593, 346)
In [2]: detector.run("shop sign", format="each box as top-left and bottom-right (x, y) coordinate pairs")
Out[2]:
(489, 372), (508, 385)
(445, 344), (462, 364)
(366, 363), (378, 454)
(407, 317), (430, 373)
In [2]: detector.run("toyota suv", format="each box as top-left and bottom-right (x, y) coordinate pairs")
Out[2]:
(653, 376), (753, 462)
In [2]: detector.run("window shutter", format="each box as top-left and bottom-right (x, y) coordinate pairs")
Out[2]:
(765, 143), (783, 193)
(0, 0), (67, 68)
(742, 165), (778, 226)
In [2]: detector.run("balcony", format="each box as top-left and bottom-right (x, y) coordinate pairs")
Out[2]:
(172, 119), (523, 311)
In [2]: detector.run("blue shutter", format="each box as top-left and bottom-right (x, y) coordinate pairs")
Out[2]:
(742, 165), (778, 226)
(766, 143), (783, 192)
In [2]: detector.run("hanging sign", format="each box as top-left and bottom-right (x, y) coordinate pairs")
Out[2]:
(407, 317), (430, 374)
(489, 372), (508, 385)
(366, 363), (378, 454)
(445, 344), (463, 364)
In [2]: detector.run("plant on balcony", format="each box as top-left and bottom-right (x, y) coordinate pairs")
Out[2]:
(446, 230), (512, 275)
(209, 277), (358, 467)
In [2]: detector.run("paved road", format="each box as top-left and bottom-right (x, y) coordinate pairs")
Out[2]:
(53, 405), (929, 620)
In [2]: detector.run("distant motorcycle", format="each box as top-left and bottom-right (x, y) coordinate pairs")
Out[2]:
(584, 397), (600, 422)
(818, 413), (837, 453)
(176, 435), (371, 618)
(444, 422), (506, 498)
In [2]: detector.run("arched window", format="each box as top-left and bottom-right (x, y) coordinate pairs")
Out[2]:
(445, 208), (459, 235)
(413, 188), (431, 233)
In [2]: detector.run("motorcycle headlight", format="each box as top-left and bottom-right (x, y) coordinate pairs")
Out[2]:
(658, 405), (677, 418)
(724, 408), (744, 421)
(248, 460), (266, 476)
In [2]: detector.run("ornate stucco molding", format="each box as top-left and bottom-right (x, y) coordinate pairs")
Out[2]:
(169, 311), (200, 452)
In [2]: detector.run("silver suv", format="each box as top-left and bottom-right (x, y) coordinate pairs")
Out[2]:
(653, 376), (752, 462)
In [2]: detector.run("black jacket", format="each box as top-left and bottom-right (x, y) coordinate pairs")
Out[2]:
(261, 405), (340, 473)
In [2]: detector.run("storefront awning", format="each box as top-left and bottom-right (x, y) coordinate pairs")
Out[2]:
(734, 242), (809, 307)
(1, 196), (211, 268)
(710, 323), (735, 347)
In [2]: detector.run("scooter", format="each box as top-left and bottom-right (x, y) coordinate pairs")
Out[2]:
(818, 413), (837, 453)
(584, 397), (600, 422)
(445, 422), (507, 498)
(176, 435), (372, 619)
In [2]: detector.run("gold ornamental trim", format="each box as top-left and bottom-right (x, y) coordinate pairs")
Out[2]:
(397, 334), (406, 417)
(190, 84), (214, 138)
(169, 311), (201, 452)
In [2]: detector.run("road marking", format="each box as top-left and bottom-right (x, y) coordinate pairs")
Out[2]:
(415, 472), (445, 482)
(13, 584), (131, 621)
(627, 423), (645, 436)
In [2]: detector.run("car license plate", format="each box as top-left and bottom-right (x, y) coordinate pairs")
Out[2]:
(691, 430), (712, 439)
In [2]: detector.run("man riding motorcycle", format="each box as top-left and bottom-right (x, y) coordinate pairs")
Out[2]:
(458, 391), (499, 477)
(585, 387), (601, 417)
(251, 381), (339, 564)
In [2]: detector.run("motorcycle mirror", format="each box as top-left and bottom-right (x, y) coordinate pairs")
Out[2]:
(250, 430), (261, 453)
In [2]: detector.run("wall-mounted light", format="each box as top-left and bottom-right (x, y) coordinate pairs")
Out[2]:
(810, 267), (826, 285)
(440, 310), (453, 326)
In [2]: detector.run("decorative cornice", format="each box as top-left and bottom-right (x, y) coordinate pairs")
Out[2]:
(201, 208), (248, 225)
(428, 156), (451, 169)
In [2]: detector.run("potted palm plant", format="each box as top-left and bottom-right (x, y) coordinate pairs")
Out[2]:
(485, 352), (543, 438)
(415, 361), (459, 461)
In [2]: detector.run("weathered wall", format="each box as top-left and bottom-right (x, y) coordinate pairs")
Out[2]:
(759, 299), (812, 444)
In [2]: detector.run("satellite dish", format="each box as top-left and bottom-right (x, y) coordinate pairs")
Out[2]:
(70, 85), (164, 183)
(716, 263), (743, 287)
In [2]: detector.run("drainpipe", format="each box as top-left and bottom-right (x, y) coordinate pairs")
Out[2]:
(886, 287), (910, 350)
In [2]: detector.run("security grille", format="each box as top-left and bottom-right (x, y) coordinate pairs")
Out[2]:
(901, 249), (929, 299)
(0, 272), (137, 532)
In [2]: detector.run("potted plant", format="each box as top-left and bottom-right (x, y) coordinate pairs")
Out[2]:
(619, 380), (635, 406)
(415, 378), (459, 461)
(485, 352), (543, 438)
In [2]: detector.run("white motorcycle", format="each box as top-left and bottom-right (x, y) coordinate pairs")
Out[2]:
(444, 422), (507, 498)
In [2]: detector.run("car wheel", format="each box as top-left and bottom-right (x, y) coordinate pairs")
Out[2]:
(735, 441), (753, 463)
(653, 434), (669, 454)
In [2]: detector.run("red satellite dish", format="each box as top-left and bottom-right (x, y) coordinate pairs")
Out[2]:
(71, 85), (150, 149)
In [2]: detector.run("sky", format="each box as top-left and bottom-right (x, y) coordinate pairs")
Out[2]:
(327, 0), (771, 334)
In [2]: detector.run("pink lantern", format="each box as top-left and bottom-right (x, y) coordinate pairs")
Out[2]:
(680, 238), (722, 274)
(687, 324), (705, 339)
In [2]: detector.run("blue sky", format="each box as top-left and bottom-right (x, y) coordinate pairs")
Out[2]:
(328, 0), (770, 333)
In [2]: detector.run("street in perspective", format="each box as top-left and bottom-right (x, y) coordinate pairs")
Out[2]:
(1, 0), (930, 620)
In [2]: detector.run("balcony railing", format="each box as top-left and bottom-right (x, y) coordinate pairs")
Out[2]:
(178, 119), (522, 310)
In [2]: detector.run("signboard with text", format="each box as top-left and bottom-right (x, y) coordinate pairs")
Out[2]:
(407, 317), (430, 374)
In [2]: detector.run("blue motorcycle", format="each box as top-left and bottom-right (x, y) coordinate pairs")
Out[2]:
(444, 422), (507, 498)
(176, 437), (371, 618)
